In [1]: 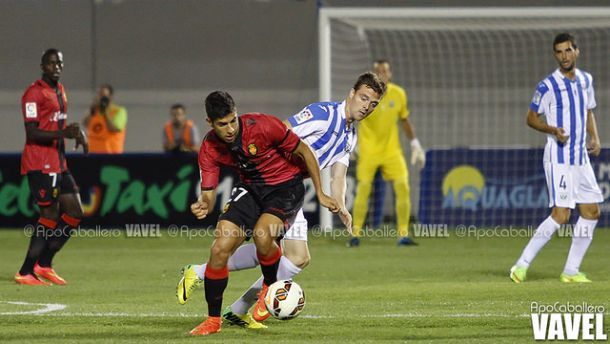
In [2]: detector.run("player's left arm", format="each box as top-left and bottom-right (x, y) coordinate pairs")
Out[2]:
(330, 162), (352, 231)
(586, 110), (601, 156)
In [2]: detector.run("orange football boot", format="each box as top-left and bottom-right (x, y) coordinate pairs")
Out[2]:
(252, 283), (271, 322)
(14, 273), (50, 286)
(34, 264), (67, 285)
(189, 316), (222, 336)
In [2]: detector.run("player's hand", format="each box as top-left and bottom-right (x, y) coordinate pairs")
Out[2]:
(410, 140), (426, 169)
(318, 194), (340, 213)
(554, 127), (569, 144)
(63, 123), (81, 139)
(338, 207), (352, 234)
(587, 138), (601, 157)
(191, 200), (209, 219)
(74, 129), (89, 154)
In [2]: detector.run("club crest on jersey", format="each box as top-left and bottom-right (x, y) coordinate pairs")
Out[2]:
(248, 143), (258, 156)
(52, 188), (59, 198)
(223, 203), (230, 213)
(389, 100), (395, 108)
(294, 109), (313, 124)
(38, 189), (46, 199)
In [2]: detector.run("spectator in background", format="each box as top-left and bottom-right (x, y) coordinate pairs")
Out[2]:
(163, 104), (200, 153)
(84, 84), (127, 153)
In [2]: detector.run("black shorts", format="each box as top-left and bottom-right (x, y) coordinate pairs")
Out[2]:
(218, 177), (305, 238)
(27, 170), (79, 207)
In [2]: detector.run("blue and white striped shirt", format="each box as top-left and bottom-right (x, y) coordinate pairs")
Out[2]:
(287, 101), (356, 169)
(530, 68), (596, 166)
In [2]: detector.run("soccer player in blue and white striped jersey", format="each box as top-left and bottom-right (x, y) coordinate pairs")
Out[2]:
(178, 73), (386, 326)
(510, 33), (603, 284)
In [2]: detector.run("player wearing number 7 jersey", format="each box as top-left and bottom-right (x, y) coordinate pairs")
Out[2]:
(510, 33), (603, 284)
(185, 91), (339, 336)
(177, 72), (386, 328)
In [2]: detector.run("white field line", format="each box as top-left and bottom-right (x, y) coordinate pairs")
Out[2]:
(0, 301), (67, 315)
(3, 301), (607, 319)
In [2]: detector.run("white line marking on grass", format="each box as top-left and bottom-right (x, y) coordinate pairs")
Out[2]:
(0, 301), (67, 315)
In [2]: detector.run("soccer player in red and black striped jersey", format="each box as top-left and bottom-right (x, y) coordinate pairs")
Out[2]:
(187, 91), (339, 336)
(15, 48), (88, 286)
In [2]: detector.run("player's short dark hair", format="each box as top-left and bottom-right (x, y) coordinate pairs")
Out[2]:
(171, 103), (185, 112)
(41, 48), (61, 64)
(353, 72), (386, 97)
(100, 83), (114, 96)
(205, 91), (236, 121)
(553, 33), (577, 50)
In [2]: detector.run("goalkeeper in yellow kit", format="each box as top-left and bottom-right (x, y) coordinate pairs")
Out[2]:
(349, 60), (425, 247)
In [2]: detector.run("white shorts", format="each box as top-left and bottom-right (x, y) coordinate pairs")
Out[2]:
(544, 161), (604, 209)
(283, 208), (308, 241)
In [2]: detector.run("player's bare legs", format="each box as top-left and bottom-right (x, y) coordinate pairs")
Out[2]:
(561, 203), (600, 282)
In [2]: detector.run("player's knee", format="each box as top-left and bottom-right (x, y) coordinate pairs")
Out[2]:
(551, 208), (571, 224)
(581, 205), (600, 220)
(210, 244), (232, 265)
(286, 251), (310, 269)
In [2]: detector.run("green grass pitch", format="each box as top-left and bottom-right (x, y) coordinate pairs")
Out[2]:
(0, 228), (609, 343)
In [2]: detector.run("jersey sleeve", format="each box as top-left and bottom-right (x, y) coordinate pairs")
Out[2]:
(287, 103), (330, 139)
(265, 115), (300, 153)
(21, 87), (42, 123)
(529, 81), (551, 115)
(585, 73), (596, 110)
(198, 140), (220, 190)
(399, 88), (410, 120)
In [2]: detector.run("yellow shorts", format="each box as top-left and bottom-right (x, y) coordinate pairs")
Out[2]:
(356, 153), (409, 183)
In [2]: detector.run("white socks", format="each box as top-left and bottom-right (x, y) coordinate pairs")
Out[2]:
(563, 217), (597, 276)
(516, 216), (560, 268)
(230, 256), (302, 315)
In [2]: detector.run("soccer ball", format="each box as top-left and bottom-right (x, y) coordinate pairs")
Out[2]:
(264, 279), (305, 320)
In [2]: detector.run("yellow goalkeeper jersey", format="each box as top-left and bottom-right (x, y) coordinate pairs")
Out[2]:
(358, 82), (409, 157)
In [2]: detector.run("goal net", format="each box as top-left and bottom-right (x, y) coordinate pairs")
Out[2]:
(319, 8), (610, 230)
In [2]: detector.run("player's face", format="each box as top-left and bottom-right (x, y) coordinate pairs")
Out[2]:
(41, 53), (63, 81)
(209, 112), (239, 143)
(554, 41), (579, 72)
(347, 85), (381, 122)
(373, 62), (392, 84)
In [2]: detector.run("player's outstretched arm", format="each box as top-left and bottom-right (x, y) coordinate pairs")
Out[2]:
(330, 162), (352, 232)
(526, 109), (568, 143)
(191, 190), (216, 220)
(292, 140), (339, 213)
(586, 110), (601, 156)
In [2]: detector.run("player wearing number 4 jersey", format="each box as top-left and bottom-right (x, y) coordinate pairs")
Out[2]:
(178, 73), (386, 327)
(185, 91), (339, 336)
(510, 33), (603, 284)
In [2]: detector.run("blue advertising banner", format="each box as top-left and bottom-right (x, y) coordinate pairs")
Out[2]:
(419, 149), (610, 227)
